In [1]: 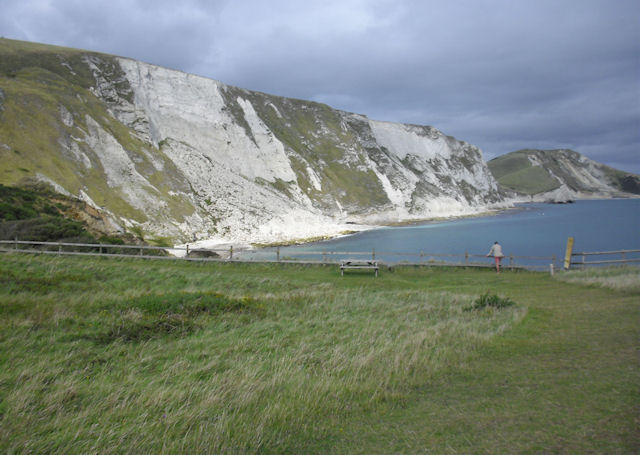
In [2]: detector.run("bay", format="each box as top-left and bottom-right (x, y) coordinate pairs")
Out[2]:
(240, 199), (640, 269)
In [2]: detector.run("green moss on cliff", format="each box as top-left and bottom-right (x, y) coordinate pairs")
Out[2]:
(222, 87), (389, 209)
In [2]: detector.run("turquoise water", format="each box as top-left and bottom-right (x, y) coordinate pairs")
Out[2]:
(242, 199), (640, 268)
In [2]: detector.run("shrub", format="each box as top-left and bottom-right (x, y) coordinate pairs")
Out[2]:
(0, 184), (100, 243)
(147, 236), (173, 247)
(98, 235), (125, 245)
(129, 225), (145, 240)
(90, 292), (263, 344)
(0, 216), (94, 242)
(97, 314), (198, 344)
(121, 291), (261, 317)
(0, 202), (38, 220)
(465, 292), (516, 311)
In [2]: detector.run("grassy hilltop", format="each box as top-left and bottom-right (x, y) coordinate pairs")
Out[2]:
(488, 149), (640, 197)
(1, 254), (638, 453)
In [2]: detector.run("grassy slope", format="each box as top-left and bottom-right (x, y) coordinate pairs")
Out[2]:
(484, 152), (527, 180)
(498, 165), (560, 195)
(489, 149), (640, 196)
(0, 255), (637, 453)
(488, 151), (560, 195)
(0, 38), (115, 194)
(0, 38), (196, 230)
(337, 268), (640, 454)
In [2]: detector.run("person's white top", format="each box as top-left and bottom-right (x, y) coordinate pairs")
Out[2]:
(488, 243), (504, 257)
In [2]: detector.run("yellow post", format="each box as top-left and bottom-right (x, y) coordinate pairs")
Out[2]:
(563, 237), (574, 270)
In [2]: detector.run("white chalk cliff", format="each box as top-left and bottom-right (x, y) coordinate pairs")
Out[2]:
(0, 39), (508, 246)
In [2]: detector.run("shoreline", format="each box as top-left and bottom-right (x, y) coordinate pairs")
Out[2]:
(173, 204), (518, 254)
(172, 197), (635, 254)
(243, 206), (517, 251)
(236, 198), (626, 252)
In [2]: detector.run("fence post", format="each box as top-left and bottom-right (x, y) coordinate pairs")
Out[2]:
(186, 244), (190, 256)
(14, 236), (18, 251)
(549, 263), (554, 276)
(420, 250), (424, 264)
(58, 242), (62, 255)
(229, 245), (233, 260)
(372, 248), (375, 261)
(465, 251), (469, 265)
(563, 237), (574, 270)
(277, 247), (280, 262)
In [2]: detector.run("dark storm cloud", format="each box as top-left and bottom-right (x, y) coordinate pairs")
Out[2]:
(2, 0), (227, 72)
(2, 0), (639, 172)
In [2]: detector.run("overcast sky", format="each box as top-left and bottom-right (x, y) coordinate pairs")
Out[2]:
(2, 0), (639, 173)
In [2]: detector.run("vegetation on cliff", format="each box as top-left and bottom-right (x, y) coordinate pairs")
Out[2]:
(488, 149), (640, 197)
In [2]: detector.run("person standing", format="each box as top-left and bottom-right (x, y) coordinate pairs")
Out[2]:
(487, 241), (504, 273)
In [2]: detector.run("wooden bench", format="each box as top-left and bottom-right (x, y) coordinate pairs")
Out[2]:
(340, 259), (379, 277)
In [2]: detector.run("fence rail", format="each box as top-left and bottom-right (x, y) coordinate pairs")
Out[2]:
(0, 240), (220, 262)
(0, 239), (561, 271)
(570, 249), (640, 267)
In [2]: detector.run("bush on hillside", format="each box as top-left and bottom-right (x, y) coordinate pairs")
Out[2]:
(0, 184), (60, 220)
(0, 183), (100, 244)
(465, 292), (516, 311)
(0, 216), (95, 242)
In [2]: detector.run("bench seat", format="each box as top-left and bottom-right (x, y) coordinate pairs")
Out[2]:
(340, 259), (379, 277)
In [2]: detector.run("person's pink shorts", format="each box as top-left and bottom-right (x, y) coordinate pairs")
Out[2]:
(495, 256), (502, 264)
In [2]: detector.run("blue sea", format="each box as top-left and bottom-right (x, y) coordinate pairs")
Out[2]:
(240, 199), (640, 269)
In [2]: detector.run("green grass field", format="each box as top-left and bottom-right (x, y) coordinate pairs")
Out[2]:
(1, 253), (638, 453)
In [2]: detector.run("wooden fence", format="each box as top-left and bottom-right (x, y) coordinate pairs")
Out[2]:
(242, 247), (557, 271)
(569, 249), (640, 268)
(0, 239), (559, 271)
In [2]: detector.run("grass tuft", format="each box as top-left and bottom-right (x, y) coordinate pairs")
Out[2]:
(119, 291), (262, 316)
(465, 292), (516, 311)
(98, 313), (198, 344)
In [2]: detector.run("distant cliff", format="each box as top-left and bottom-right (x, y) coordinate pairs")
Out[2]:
(1, 38), (508, 245)
(488, 149), (640, 202)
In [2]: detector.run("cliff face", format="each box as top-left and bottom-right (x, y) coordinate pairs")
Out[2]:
(488, 149), (640, 202)
(0, 38), (505, 245)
